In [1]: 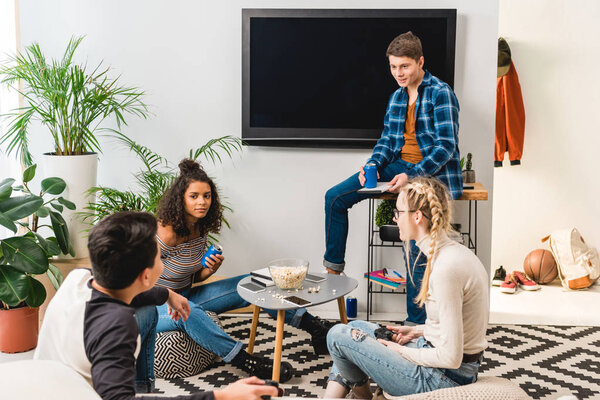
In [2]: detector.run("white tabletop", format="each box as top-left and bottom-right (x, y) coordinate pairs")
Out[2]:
(237, 273), (357, 310)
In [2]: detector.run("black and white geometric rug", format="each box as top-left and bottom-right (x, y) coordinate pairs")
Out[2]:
(155, 316), (600, 399)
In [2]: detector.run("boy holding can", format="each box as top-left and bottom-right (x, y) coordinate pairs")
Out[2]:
(323, 31), (463, 324)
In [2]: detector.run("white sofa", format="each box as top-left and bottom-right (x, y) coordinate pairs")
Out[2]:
(0, 359), (101, 399)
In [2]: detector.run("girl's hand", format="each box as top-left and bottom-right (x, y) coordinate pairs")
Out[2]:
(197, 254), (225, 281)
(204, 253), (224, 273)
(377, 338), (406, 354)
(387, 325), (421, 344)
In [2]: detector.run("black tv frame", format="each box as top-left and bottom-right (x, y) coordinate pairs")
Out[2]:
(242, 8), (457, 148)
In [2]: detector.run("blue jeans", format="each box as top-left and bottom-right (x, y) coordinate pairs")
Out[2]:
(404, 241), (427, 324)
(327, 321), (481, 397)
(155, 274), (306, 362)
(324, 159), (427, 323)
(134, 305), (158, 392)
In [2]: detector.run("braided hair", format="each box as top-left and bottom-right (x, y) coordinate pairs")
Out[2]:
(157, 159), (223, 238)
(400, 177), (453, 306)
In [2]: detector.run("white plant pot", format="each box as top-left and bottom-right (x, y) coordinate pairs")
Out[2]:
(43, 153), (98, 259)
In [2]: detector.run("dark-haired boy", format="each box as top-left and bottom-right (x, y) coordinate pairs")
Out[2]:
(323, 32), (462, 324)
(34, 211), (277, 400)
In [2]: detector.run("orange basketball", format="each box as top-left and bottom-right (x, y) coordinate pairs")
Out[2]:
(523, 249), (558, 284)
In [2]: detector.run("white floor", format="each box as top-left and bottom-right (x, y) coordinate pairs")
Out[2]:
(489, 280), (600, 326)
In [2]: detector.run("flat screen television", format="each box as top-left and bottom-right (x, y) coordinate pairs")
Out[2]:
(242, 9), (456, 148)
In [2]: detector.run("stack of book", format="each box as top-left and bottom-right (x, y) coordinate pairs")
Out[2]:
(364, 268), (406, 290)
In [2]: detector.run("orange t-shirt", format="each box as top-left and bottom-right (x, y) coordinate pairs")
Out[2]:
(400, 102), (423, 164)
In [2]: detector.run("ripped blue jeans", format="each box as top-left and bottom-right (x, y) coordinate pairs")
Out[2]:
(327, 320), (481, 397)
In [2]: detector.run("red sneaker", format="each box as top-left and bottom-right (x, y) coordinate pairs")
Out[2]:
(500, 273), (517, 294)
(513, 271), (541, 291)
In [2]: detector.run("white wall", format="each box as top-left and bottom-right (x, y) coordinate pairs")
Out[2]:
(492, 0), (600, 273)
(18, 0), (498, 315)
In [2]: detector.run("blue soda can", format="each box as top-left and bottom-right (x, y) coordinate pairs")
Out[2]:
(346, 296), (357, 319)
(364, 163), (377, 188)
(201, 244), (223, 268)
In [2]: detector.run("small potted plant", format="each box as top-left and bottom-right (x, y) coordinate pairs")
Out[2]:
(375, 199), (400, 242)
(462, 153), (476, 183)
(0, 165), (73, 353)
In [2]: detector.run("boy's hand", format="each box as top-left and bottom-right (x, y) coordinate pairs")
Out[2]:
(166, 290), (190, 322)
(389, 173), (409, 193)
(358, 166), (379, 186)
(214, 377), (279, 400)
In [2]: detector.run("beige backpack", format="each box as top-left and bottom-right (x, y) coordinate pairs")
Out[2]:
(542, 228), (600, 290)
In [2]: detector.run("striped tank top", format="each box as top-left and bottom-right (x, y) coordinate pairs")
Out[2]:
(156, 234), (208, 290)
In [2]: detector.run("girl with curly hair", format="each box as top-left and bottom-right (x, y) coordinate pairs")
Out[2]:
(323, 177), (489, 398)
(139, 159), (333, 384)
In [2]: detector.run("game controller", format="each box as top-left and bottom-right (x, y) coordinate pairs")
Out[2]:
(261, 379), (284, 399)
(374, 326), (395, 341)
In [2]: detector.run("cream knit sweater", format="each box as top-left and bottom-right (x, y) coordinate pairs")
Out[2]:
(396, 233), (489, 369)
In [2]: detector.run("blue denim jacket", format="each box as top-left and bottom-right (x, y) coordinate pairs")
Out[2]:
(367, 70), (463, 199)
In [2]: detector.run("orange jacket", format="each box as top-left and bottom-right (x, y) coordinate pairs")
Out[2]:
(495, 60), (525, 166)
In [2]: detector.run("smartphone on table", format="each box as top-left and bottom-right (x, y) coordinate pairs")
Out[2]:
(283, 295), (312, 307)
(240, 282), (265, 293)
(304, 273), (326, 283)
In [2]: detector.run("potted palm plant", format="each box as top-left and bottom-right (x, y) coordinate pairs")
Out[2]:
(0, 165), (72, 353)
(0, 36), (149, 258)
(82, 134), (242, 244)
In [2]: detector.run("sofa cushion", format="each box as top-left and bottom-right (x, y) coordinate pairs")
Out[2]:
(373, 376), (532, 400)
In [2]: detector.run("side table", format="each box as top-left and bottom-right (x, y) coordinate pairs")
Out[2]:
(237, 273), (358, 382)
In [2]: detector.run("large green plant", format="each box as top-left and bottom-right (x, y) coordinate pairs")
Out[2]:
(0, 36), (149, 166)
(83, 135), (243, 238)
(0, 165), (73, 310)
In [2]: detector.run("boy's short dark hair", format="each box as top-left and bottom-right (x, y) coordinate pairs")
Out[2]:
(386, 31), (423, 61)
(88, 211), (158, 290)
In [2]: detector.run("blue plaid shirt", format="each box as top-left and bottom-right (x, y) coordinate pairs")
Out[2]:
(367, 70), (463, 199)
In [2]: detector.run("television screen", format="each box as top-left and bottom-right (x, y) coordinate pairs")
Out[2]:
(242, 9), (456, 148)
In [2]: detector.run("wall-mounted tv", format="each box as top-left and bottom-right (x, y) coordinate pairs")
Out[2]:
(242, 9), (457, 148)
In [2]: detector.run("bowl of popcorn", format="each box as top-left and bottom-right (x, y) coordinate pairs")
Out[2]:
(268, 258), (309, 289)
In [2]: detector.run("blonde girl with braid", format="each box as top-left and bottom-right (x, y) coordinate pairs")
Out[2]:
(324, 177), (489, 399)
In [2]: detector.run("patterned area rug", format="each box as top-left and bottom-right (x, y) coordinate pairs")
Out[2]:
(155, 316), (600, 399)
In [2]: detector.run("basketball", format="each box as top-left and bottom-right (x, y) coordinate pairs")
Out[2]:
(523, 249), (558, 284)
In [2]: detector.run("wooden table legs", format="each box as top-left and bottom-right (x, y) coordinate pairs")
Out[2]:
(337, 297), (348, 324)
(272, 309), (285, 382)
(247, 305), (260, 354)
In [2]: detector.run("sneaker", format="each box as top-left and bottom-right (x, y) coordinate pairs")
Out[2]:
(491, 265), (506, 286)
(307, 317), (336, 355)
(500, 273), (517, 294)
(513, 271), (541, 291)
(233, 351), (295, 383)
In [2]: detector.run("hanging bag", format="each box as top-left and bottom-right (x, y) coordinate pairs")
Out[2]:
(542, 228), (600, 290)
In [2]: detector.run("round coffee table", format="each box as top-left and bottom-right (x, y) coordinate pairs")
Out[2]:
(237, 273), (358, 382)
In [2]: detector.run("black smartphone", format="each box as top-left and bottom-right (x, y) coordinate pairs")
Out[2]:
(283, 295), (311, 306)
(240, 282), (265, 293)
(304, 273), (326, 283)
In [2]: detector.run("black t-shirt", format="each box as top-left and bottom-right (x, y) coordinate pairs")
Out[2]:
(35, 268), (213, 400)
